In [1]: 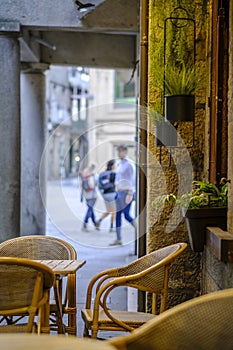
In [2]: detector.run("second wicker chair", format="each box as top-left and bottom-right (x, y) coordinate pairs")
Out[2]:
(109, 288), (233, 350)
(81, 242), (187, 339)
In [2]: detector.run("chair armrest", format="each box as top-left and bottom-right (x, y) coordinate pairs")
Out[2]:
(85, 267), (119, 308)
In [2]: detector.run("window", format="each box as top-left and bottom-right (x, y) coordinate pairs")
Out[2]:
(115, 69), (136, 103)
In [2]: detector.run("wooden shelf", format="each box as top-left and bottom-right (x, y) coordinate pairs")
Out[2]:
(206, 227), (233, 263)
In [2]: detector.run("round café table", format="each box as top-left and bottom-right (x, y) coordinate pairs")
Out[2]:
(0, 334), (116, 350)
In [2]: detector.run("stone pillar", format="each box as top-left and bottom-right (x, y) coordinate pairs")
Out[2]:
(0, 23), (21, 242)
(20, 63), (49, 235)
(228, 1), (233, 234)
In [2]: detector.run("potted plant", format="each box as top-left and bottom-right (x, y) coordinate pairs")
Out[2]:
(152, 178), (229, 252)
(154, 63), (204, 146)
(164, 64), (202, 122)
(180, 179), (229, 252)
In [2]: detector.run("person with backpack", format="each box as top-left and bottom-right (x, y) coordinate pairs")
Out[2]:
(96, 159), (116, 232)
(80, 164), (99, 232)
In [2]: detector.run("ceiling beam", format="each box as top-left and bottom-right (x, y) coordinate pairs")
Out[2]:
(39, 31), (137, 68)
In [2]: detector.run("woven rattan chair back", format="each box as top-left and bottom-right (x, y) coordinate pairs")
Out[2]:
(0, 257), (54, 333)
(0, 235), (77, 260)
(109, 288), (233, 350)
(81, 242), (187, 338)
(0, 235), (77, 334)
(115, 243), (185, 294)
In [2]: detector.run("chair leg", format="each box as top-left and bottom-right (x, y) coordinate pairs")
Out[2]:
(83, 325), (89, 337)
(53, 279), (66, 334)
(91, 327), (98, 339)
(67, 273), (77, 336)
(39, 305), (50, 334)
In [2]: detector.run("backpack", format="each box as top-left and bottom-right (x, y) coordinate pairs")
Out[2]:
(98, 171), (115, 193)
(81, 173), (95, 192)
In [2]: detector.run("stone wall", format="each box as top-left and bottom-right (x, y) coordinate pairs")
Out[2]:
(202, 247), (233, 293)
(228, 0), (233, 234)
(201, 0), (233, 293)
(148, 0), (233, 302)
(147, 0), (209, 307)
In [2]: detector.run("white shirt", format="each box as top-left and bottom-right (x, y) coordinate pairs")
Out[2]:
(115, 158), (135, 191)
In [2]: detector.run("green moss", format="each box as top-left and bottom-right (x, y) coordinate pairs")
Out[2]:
(149, 0), (208, 114)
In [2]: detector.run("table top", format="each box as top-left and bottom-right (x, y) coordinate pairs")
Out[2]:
(0, 334), (115, 350)
(35, 259), (86, 274)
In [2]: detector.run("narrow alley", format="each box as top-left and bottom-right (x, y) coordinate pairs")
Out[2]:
(46, 177), (137, 337)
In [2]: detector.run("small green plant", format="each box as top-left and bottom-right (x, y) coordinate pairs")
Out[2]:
(152, 193), (176, 209)
(183, 179), (229, 209)
(152, 63), (205, 97)
(152, 178), (229, 210)
(164, 64), (203, 95)
(176, 178), (229, 209)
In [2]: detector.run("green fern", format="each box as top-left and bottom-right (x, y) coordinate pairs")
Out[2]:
(154, 178), (230, 210)
(164, 65), (202, 95)
(181, 179), (229, 209)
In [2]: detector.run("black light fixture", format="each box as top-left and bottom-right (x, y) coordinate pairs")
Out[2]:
(75, 1), (95, 12)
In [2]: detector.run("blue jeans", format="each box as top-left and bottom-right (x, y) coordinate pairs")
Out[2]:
(116, 191), (134, 241)
(84, 198), (97, 225)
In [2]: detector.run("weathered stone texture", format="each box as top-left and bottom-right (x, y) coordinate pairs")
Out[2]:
(0, 35), (20, 242)
(147, 0), (210, 305)
(201, 1), (233, 295)
(20, 71), (46, 235)
(228, 1), (233, 233)
(202, 248), (233, 292)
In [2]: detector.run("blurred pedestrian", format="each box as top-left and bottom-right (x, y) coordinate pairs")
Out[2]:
(80, 163), (99, 232)
(110, 145), (136, 246)
(96, 159), (116, 232)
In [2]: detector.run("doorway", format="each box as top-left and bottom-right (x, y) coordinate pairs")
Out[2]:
(44, 65), (139, 336)
(45, 66), (138, 247)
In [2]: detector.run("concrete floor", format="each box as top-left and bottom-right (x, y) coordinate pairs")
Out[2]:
(46, 178), (137, 338)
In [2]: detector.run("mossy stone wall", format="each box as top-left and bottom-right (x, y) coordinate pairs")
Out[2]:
(147, 0), (209, 307)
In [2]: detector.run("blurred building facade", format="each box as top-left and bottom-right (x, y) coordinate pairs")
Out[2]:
(46, 66), (137, 180)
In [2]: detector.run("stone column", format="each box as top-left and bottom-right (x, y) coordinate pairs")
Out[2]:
(228, 1), (233, 234)
(0, 22), (21, 242)
(20, 63), (49, 235)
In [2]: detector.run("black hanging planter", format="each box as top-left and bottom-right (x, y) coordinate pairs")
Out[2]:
(182, 207), (227, 252)
(165, 95), (195, 122)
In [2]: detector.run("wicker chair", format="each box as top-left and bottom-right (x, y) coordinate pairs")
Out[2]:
(0, 235), (77, 334)
(81, 242), (187, 339)
(0, 257), (54, 333)
(109, 288), (233, 350)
